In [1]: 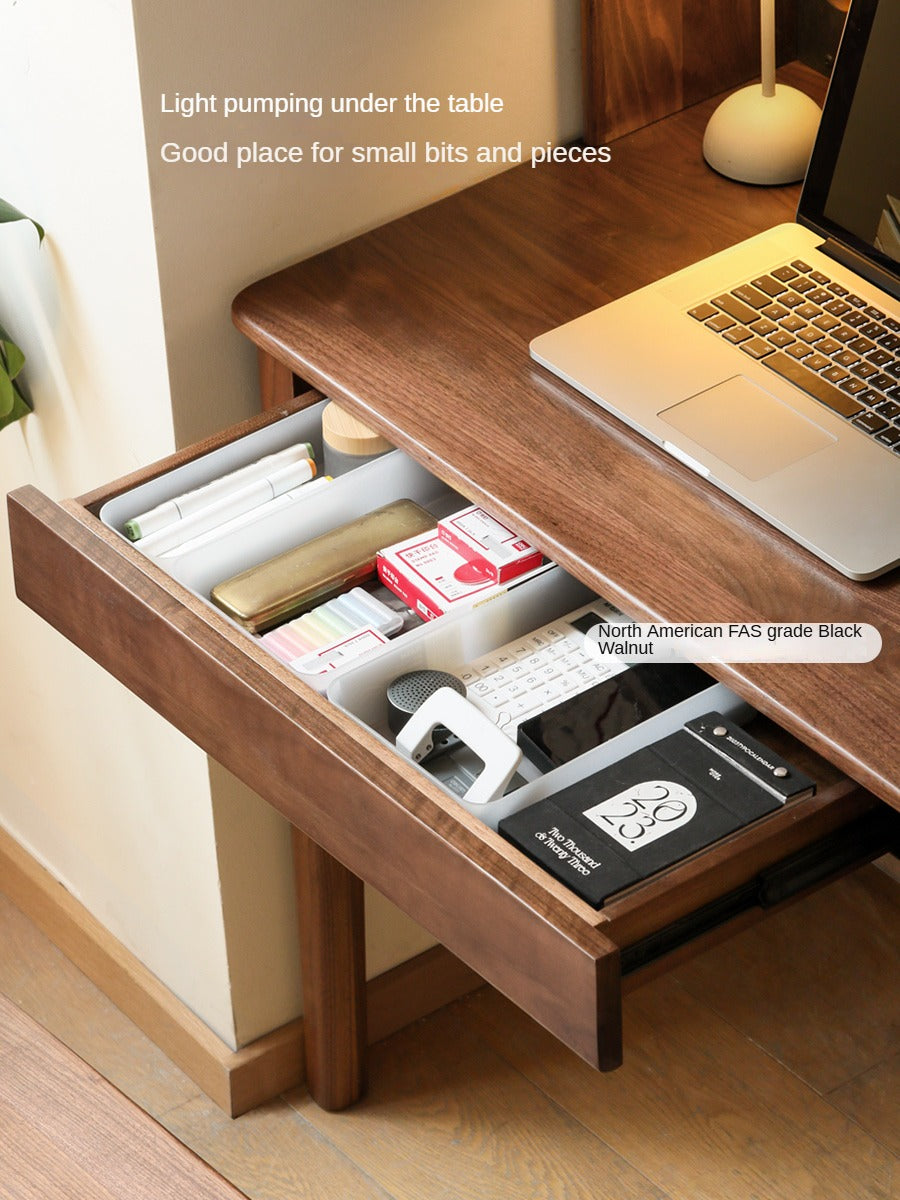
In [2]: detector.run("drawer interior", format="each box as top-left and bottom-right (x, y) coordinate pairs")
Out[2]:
(96, 404), (842, 881)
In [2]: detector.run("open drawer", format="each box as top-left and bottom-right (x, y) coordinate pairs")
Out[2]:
(7, 393), (897, 1086)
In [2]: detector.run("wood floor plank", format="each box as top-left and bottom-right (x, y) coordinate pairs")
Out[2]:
(0, 898), (384, 1200)
(0, 1099), (125, 1200)
(161, 1094), (394, 1200)
(0, 995), (243, 1200)
(828, 1053), (900, 1156)
(0, 893), (199, 1117)
(0, 859), (895, 1200)
(463, 978), (897, 1200)
(286, 1005), (670, 1200)
(671, 867), (900, 1094)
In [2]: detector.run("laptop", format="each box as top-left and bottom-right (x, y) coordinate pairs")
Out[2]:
(530, 0), (900, 580)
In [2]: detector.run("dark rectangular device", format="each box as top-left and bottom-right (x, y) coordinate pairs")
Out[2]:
(516, 661), (712, 772)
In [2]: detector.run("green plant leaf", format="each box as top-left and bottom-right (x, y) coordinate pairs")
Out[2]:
(0, 197), (44, 244)
(0, 202), (41, 430)
(0, 360), (32, 427)
(0, 364), (14, 419)
(0, 383), (33, 429)
(0, 331), (31, 425)
(0, 337), (25, 381)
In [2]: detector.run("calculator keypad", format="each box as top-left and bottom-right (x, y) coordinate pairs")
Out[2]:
(453, 611), (626, 731)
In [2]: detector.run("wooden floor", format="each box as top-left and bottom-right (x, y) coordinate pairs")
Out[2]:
(0, 991), (243, 1199)
(0, 865), (897, 1200)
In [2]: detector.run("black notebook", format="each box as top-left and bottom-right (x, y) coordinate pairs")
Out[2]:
(499, 713), (815, 907)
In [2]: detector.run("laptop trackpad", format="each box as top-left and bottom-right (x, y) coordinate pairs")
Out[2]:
(659, 376), (835, 481)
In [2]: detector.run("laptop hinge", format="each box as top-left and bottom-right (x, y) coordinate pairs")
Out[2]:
(818, 238), (900, 304)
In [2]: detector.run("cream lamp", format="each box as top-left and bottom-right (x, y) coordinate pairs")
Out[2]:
(703, 0), (823, 185)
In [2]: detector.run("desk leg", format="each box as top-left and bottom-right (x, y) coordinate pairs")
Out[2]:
(292, 829), (367, 1110)
(261, 349), (365, 1109)
(258, 350), (295, 411)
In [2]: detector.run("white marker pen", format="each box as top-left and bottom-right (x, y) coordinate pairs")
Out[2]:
(157, 475), (334, 559)
(124, 442), (314, 540)
(137, 458), (317, 556)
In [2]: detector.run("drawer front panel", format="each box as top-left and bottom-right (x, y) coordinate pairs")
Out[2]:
(8, 484), (622, 1071)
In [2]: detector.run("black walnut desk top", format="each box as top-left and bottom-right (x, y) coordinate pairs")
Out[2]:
(233, 68), (898, 812)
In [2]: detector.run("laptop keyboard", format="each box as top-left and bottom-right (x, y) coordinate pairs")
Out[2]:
(688, 259), (900, 455)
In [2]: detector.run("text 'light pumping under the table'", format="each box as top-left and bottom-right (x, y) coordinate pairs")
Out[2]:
(703, 0), (822, 185)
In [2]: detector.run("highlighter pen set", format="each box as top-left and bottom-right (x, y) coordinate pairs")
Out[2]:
(260, 587), (405, 675)
(123, 441), (331, 558)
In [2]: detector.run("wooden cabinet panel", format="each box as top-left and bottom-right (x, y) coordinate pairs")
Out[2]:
(582, 0), (800, 143)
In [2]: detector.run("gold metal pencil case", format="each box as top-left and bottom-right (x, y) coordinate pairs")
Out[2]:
(211, 498), (436, 633)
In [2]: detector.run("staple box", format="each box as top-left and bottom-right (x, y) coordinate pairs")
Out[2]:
(438, 505), (543, 583)
(377, 529), (505, 620)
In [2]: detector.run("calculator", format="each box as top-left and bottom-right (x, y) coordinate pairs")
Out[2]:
(450, 599), (625, 733)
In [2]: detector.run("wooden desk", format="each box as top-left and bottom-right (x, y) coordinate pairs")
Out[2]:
(234, 65), (897, 810)
(9, 66), (897, 1116)
(231, 63), (897, 1104)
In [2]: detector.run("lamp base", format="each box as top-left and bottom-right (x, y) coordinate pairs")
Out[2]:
(702, 84), (821, 185)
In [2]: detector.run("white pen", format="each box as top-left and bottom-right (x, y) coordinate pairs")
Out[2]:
(124, 442), (315, 540)
(157, 474), (334, 559)
(136, 459), (318, 556)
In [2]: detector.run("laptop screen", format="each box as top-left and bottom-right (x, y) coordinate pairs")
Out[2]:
(799, 0), (900, 292)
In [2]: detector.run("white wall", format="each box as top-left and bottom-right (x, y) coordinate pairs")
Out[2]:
(1, 0), (581, 1050)
(0, 0), (237, 1044)
(135, 0), (582, 446)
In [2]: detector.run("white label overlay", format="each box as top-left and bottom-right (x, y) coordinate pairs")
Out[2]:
(581, 622), (882, 664)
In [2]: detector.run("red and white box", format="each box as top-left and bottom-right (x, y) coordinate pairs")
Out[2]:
(377, 529), (504, 621)
(437, 505), (543, 584)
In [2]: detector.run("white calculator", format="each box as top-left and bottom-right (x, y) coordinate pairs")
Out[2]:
(451, 599), (627, 732)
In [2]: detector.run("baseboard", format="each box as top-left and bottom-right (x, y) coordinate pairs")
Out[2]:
(367, 944), (483, 1045)
(0, 825), (481, 1115)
